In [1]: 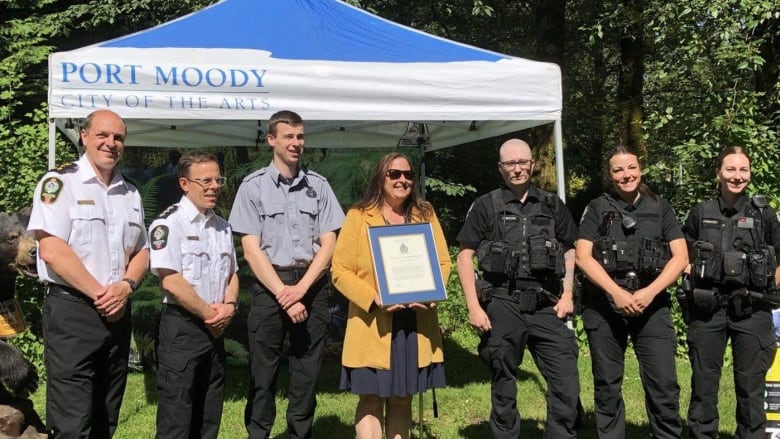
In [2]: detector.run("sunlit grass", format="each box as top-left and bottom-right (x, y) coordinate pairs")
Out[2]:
(29, 328), (741, 438)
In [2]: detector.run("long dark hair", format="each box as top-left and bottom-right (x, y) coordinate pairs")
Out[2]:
(353, 153), (433, 220)
(603, 145), (657, 201)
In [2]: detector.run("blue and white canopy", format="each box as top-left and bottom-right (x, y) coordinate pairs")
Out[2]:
(48, 0), (563, 176)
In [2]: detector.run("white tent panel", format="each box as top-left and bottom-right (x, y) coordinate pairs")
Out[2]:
(47, 0), (565, 197)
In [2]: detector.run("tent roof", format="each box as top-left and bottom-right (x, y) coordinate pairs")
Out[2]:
(101, 0), (505, 63)
(48, 0), (562, 151)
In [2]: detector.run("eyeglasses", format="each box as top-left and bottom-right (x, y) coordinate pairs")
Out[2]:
(187, 176), (226, 187)
(498, 159), (534, 170)
(386, 169), (414, 180)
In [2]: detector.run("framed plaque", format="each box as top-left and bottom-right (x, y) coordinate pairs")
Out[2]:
(367, 222), (447, 306)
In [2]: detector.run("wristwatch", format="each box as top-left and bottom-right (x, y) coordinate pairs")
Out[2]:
(226, 301), (239, 314)
(121, 277), (138, 291)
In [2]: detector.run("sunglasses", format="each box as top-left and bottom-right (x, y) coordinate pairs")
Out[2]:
(386, 169), (414, 180)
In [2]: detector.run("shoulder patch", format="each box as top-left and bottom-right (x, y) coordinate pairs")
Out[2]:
(40, 177), (64, 204)
(150, 225), (169, 250)
(157, 204), (179, 219)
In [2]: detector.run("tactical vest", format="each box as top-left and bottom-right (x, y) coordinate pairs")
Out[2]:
(690, 196), (776, 291)
(475, 188), (565, 282)
(591, 193), (670, 284)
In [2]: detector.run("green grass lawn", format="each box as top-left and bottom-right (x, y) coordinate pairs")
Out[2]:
(30, 329), (742, 438)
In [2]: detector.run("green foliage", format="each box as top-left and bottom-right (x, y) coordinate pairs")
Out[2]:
(0, 107), (77, 213)
(224, 338), (249, 366)
(425, 177), (476, 197)
(437, 247), (471, 335)
(8, 329), (46, 380)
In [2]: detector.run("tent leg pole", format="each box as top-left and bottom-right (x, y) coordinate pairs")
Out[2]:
(48, 119), (57, 169)
(553, 119), (566, 202)
(419, 142), (426, 199)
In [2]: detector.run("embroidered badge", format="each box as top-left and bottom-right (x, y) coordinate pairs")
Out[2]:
(306, 187), (317, 198)
(41, 177), (63, 204)
(150, 225), (169, 250)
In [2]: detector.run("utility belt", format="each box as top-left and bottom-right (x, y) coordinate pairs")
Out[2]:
(580, 272), (668, 315)
(689, 285), (777, 317)
(476, 277), (558, 313)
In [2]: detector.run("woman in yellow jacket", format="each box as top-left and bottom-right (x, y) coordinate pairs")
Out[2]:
(331, 152), (452, 439)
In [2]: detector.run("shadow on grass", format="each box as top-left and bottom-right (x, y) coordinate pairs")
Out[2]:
(441, 334), (545, 394)
(269, 415), (352, 439)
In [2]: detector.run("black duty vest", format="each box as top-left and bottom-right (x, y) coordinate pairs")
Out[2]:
(476, 188), (565, 283)
(591, 193), (670, 284)
(690, 197), (776, 291)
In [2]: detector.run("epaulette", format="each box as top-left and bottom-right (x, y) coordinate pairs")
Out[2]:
(301, 166), (328, 182)
(49, 162), (78, 174)
(242, 167), (268, 182)
(157, 204), (179, 219)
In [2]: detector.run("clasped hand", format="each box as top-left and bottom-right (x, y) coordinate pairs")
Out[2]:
(612, 288), (654, 316)
(94, 281), (131, 321)
(204, 303), (235, 338)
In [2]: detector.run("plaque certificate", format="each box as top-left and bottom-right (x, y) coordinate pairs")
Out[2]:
(367, 222), (447, 306)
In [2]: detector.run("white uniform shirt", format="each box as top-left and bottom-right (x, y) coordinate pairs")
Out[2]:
(149, 196), (237, 305)
(28, 155), (148, 287)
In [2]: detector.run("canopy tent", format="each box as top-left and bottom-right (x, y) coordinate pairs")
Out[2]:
(47, 0), (565, 198)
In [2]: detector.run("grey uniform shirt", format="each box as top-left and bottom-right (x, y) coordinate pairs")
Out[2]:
(229, 162), (344, 267)
(149, 195), (237, 305)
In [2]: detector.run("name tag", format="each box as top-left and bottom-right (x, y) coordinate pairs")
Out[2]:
(186, 236), (200, 241)
(77, 199), (95, 205)
(737, 217), (754, 229)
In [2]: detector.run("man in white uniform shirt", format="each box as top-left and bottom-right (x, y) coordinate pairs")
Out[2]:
(28, 109), (149, 438)
(148, 151), (239, 439)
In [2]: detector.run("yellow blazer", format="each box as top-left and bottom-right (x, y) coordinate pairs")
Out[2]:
(331, 204), (452, 369)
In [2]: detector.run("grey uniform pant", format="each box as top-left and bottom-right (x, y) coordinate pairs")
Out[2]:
(478, 298), (580, 439)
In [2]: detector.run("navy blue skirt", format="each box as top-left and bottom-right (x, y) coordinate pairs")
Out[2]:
(340, 308), (446, 398)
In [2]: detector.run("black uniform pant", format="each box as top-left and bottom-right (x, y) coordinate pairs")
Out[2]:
(582, 300), (682, 439)
(478, 298), (580, 439)
(244, 276), (330, 439)
(43, 285), (131, 439)
(155, 305), (226, 439)
(687, 307), (776, 438)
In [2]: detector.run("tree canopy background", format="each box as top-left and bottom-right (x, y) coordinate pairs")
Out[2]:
(1, 0), (778, 361)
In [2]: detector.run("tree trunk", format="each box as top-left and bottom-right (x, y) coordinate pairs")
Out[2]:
(529, 0), (564, 193)
(754, 19), (779, 120)
(617, 0), (646, 159)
